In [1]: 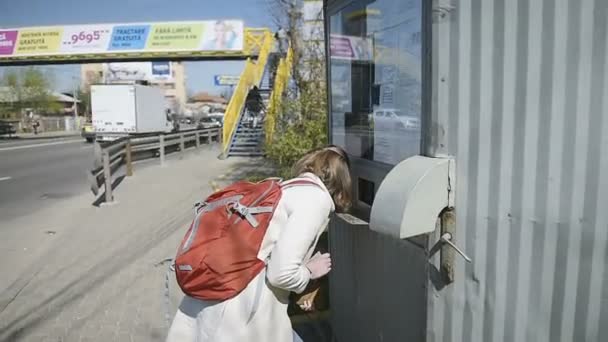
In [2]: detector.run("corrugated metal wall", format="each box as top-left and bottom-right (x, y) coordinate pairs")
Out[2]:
(329, 214), (428, 342)
(428, 0), (608, 341)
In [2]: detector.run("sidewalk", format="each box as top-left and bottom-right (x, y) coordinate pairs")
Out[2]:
(0, 145), (251, 342)
(4, 130), (81, 141)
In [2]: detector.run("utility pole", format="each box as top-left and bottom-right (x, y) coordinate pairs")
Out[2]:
(73, 80), (79, 131)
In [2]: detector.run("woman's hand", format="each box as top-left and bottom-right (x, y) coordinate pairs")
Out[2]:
(299, 298), (314, 311)
(305, 252), (332, 280)
(296, 286), (319, 312)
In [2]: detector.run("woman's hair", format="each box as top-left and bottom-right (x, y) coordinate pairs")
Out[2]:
(292, 145), (352, 212)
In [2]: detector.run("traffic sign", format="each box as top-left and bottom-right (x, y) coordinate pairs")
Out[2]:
(214, 75), (239, 86)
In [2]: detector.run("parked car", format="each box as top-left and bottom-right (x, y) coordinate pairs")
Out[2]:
(371, 109), (420, 130)
(208, 112), (224, 125)
(81, 121), (96, 143)
(197, 117), (222, 129)
(0, 120), (17, 137)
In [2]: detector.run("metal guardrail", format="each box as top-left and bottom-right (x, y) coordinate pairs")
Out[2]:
(88, 128), (221, 204)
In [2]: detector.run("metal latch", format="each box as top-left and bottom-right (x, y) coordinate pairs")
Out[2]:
(429, 210), (471, 284)
(439, 232), (472, 262)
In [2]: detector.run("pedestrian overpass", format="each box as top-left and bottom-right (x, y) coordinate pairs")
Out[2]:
(0, 21), (293, 157)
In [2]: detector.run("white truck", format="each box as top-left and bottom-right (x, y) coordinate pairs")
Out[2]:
(91, 84), (171, 142)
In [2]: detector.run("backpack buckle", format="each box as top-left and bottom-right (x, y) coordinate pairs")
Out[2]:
(229, 201), (260, 228)
(231, 201), (249, 216)
(194, 201), (207, 214)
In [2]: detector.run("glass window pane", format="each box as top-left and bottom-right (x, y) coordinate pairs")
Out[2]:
(329, 0), (422, 165)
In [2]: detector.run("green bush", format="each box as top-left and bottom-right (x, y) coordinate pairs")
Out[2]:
(266, 117), (327, 178)
(265, 80), (327, 178)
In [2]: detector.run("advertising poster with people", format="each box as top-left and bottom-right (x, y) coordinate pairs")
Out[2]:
(0, 20), (244, 60)
(200, 20), (244, 51)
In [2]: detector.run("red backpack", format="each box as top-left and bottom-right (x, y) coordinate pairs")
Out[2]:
(174, 177), (320, 301)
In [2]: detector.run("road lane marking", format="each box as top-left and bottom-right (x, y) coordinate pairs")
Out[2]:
(0, 177), (11, 182)
(0, 139), (81, 152)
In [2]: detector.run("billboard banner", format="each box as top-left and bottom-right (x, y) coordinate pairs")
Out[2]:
(15, 28), (63, 55)
(151, 61), (171, 78)
(103, 61), (173, 82)
(0, 31), (18, 55)
(147, 23), (204, 50)
(61, 24), (114, 53)
(0, 20), (244, 59)
(214, 75), (240, 86)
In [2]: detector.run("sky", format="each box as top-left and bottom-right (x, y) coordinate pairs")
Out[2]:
(0, 0), (277, 94)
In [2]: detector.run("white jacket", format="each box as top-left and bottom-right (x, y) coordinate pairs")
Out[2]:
(166, 173), (334, 342)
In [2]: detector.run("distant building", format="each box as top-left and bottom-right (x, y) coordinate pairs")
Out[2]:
(54, 92), (81, 116)
(81, 61), (187, 113)
(300, 0), (324, 44)
(189, 92), (228, 105)
(186, 92), (228, 116)
(295, 0), (325, 81)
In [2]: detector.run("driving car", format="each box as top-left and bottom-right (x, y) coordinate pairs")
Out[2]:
(81, 121), (96, 143)
(0, 120), (17, 137)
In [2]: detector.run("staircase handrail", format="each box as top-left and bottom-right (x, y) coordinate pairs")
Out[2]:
(222, 59), (255, 149)
(243, 28), (271, 56)
(222, 30), (275, 154)
(264, 45), (293, 147)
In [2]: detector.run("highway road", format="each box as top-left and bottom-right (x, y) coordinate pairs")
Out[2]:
(0, 137), (93, 222)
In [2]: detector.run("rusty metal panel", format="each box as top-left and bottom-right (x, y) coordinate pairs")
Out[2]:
(429, 0), (608, 341)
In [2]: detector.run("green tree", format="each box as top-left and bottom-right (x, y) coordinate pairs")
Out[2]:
(265, 0), (328, 176)
(77, 87), (92, 118)
(0, 67), (60, 120)
(3, 70), (19, 89)
(78, 72), (101, 118)
(21, 67), (61, 116)
(0, 70), (22, 119)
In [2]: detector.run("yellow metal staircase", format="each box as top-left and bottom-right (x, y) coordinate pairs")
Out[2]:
(264, 46), (293, 147)
(221, 29), (294, 158)
(221, 29), (273, 155)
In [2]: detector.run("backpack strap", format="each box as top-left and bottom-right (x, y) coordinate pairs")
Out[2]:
(195, 194), (244, 215)
(280, 178), (323, 190)
(190, 179), (320, 230)
(230, 201), (274, 228)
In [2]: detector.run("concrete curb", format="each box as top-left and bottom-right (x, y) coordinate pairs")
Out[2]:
(2, 133), (81, 141)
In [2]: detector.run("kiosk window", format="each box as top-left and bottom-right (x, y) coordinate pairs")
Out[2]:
(329, 0), (423, 166)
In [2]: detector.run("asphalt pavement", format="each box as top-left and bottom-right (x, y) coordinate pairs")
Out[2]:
(0, 145), (243, 342)
(0, 137), (93, 222)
